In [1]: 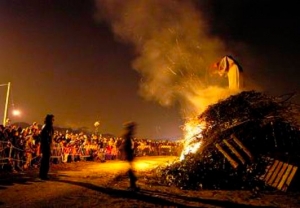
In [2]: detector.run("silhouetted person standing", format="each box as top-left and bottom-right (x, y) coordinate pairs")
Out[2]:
(122, 121), (139, 191)
(212, 55), (244, 90)
(39, 114), (54, 180)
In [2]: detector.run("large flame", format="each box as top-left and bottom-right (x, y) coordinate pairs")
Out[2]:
(179, 118), (206, 161)
(179, 87), (238, 161)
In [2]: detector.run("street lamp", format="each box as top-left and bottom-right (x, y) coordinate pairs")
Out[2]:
(12, 109), (21, 116)
(0, 82), (10, 126)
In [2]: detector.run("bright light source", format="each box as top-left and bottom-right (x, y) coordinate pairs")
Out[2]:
(12, 109), (21, 116)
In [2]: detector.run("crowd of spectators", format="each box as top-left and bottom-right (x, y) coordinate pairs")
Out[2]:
(0, 122), (183, 173)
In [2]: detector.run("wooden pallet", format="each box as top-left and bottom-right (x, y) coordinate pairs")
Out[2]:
(215, 134), (253, 169)
(261, 160), (298, 192)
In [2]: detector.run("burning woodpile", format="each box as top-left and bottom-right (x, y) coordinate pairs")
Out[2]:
(155, 91), (300, 191)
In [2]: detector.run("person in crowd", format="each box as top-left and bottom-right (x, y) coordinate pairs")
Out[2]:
(39, 114), (54, 180)
(24, 130), (35, 170)
(122, 121), (139, 191)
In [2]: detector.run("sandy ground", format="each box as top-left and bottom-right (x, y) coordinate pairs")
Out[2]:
(0, 156), (300, 208)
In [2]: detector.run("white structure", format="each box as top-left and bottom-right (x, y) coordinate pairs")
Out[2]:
(215, 56), (244, 90)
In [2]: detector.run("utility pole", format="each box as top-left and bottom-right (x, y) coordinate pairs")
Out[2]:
(2, 82), (11, 126)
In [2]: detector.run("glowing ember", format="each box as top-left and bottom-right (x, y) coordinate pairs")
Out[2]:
(179, 118), (206, 161)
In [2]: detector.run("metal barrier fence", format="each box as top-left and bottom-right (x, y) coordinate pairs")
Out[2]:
(1, 141), (182, 170)
(51, 144), (94, 163)
(135, 145), (181, 157)
(0, 141), (12, 165)
(0, 141), (29, 170)
(0, 141), (93, 169)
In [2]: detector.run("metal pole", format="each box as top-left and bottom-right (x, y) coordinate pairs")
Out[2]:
(3, 82), (11, 126)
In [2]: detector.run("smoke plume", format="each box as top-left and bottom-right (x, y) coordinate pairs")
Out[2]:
(95, 0), (232, 117)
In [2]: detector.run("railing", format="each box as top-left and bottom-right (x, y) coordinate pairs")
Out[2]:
(0, 141), (182, 170)
(0, 141), (26, 169)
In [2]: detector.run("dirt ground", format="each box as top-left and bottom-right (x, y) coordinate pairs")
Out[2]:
(0, 156), (299, 208)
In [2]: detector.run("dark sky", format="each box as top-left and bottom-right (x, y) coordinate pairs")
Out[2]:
(0, 0), (299, 139)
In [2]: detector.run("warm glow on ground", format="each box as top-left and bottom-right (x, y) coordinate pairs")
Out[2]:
(57, 156), (178, 177)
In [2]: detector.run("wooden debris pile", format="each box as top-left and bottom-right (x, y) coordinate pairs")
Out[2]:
(156, 91), (300, 190)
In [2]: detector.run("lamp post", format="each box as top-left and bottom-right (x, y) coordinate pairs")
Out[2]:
(0, 82), (11, 126)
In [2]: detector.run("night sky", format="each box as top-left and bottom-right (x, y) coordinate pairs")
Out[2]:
(0, 0), (299, 139)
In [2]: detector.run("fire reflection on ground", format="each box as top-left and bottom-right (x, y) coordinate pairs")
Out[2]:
(1, 156), (299, 207)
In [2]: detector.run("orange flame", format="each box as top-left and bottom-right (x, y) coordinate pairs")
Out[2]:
(179, 118), (206, 161)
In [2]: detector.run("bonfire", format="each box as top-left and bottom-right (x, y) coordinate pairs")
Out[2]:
(156, 91), (300, 190)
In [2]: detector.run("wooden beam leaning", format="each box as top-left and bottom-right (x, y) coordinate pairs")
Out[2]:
(215, 143), (239, 169)
(231, 134), (254, 162)
(223, 139), (246, 165)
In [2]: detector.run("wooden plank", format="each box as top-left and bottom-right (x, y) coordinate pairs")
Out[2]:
(259, 157), (274, 179)
(215, 143), (239, 169)
(272, 163), (288, 188)
(260, 161), (274, 180)
(282, 166), (298, 192)
(264, 160), (279, 182)
(267, 161), (283, 185)
(223, 139), (246, 164)
(277, 164), (293, 190)
(231, 134), (253, 161)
